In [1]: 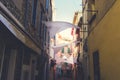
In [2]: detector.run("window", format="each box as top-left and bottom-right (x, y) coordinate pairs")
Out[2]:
(24, 0), (29, 29)
(61, 47), (71, 53)
(46, 0), (49, 12)
(44, 26), (47, 43)
(48, 32), (50, 46)
(39, 11), (43, 37)
(14, 48), (23, 80)
(23, 52), (30, 65)
(61, 48), (64, 53)
(68, 48), (71, 53)
(1, 47), (11, 80)
(32, 0), (38, 27)
(0, 42), (5, 79)
(93, 51), (100, 80)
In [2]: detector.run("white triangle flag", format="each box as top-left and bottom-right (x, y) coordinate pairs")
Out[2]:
(43, 21), (79, 38)
(51, 43), (69, 54)
(51, 40), (80, 54)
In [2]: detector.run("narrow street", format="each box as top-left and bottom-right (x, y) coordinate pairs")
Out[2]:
(56, 72), (73, 80)
(57, 77), (72, 80)
(1, 0), (120, 80)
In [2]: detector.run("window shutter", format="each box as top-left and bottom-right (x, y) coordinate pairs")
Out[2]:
(61, 48), (64, 53)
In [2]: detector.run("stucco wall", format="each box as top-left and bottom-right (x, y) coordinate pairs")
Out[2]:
(88, 0), (120, 80)
(88, 0), (116, 32)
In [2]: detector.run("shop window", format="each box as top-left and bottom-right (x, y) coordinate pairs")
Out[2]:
(23, 70), (29, 80)
(0, 43), (5, 79)
(1, 48), (18, 80)
(14, 49), (23, 80)
(23, 52), (31, 65)
(7, 50), (17, 80)
(1, 48), (11, 80)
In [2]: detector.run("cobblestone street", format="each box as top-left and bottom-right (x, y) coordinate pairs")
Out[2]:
(57, 77), (73, 80)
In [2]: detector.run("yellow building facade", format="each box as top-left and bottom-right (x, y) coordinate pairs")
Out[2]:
(87, 0), (120, 80)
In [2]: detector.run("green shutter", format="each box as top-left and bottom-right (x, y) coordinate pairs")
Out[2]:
(61, 48), (64, 53)
(68, 48), (71, 53)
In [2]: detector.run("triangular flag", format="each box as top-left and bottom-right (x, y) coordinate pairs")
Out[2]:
(43, 21), (79, 38)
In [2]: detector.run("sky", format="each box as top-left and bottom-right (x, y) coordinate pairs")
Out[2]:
(54, 0), (82, 43)
(50, 0), (82, 61)
(54, 0), (82, 23)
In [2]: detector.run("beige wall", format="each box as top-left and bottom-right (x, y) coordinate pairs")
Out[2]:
(88, 0), (116, 31)
(88, 0), (120, 80)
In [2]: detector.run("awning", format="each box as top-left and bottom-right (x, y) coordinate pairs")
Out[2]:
(0, 14), (41, 54)
(43, 21), (79, 38)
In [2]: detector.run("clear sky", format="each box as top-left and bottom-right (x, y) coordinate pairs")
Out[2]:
(54, 0), (82, 23)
